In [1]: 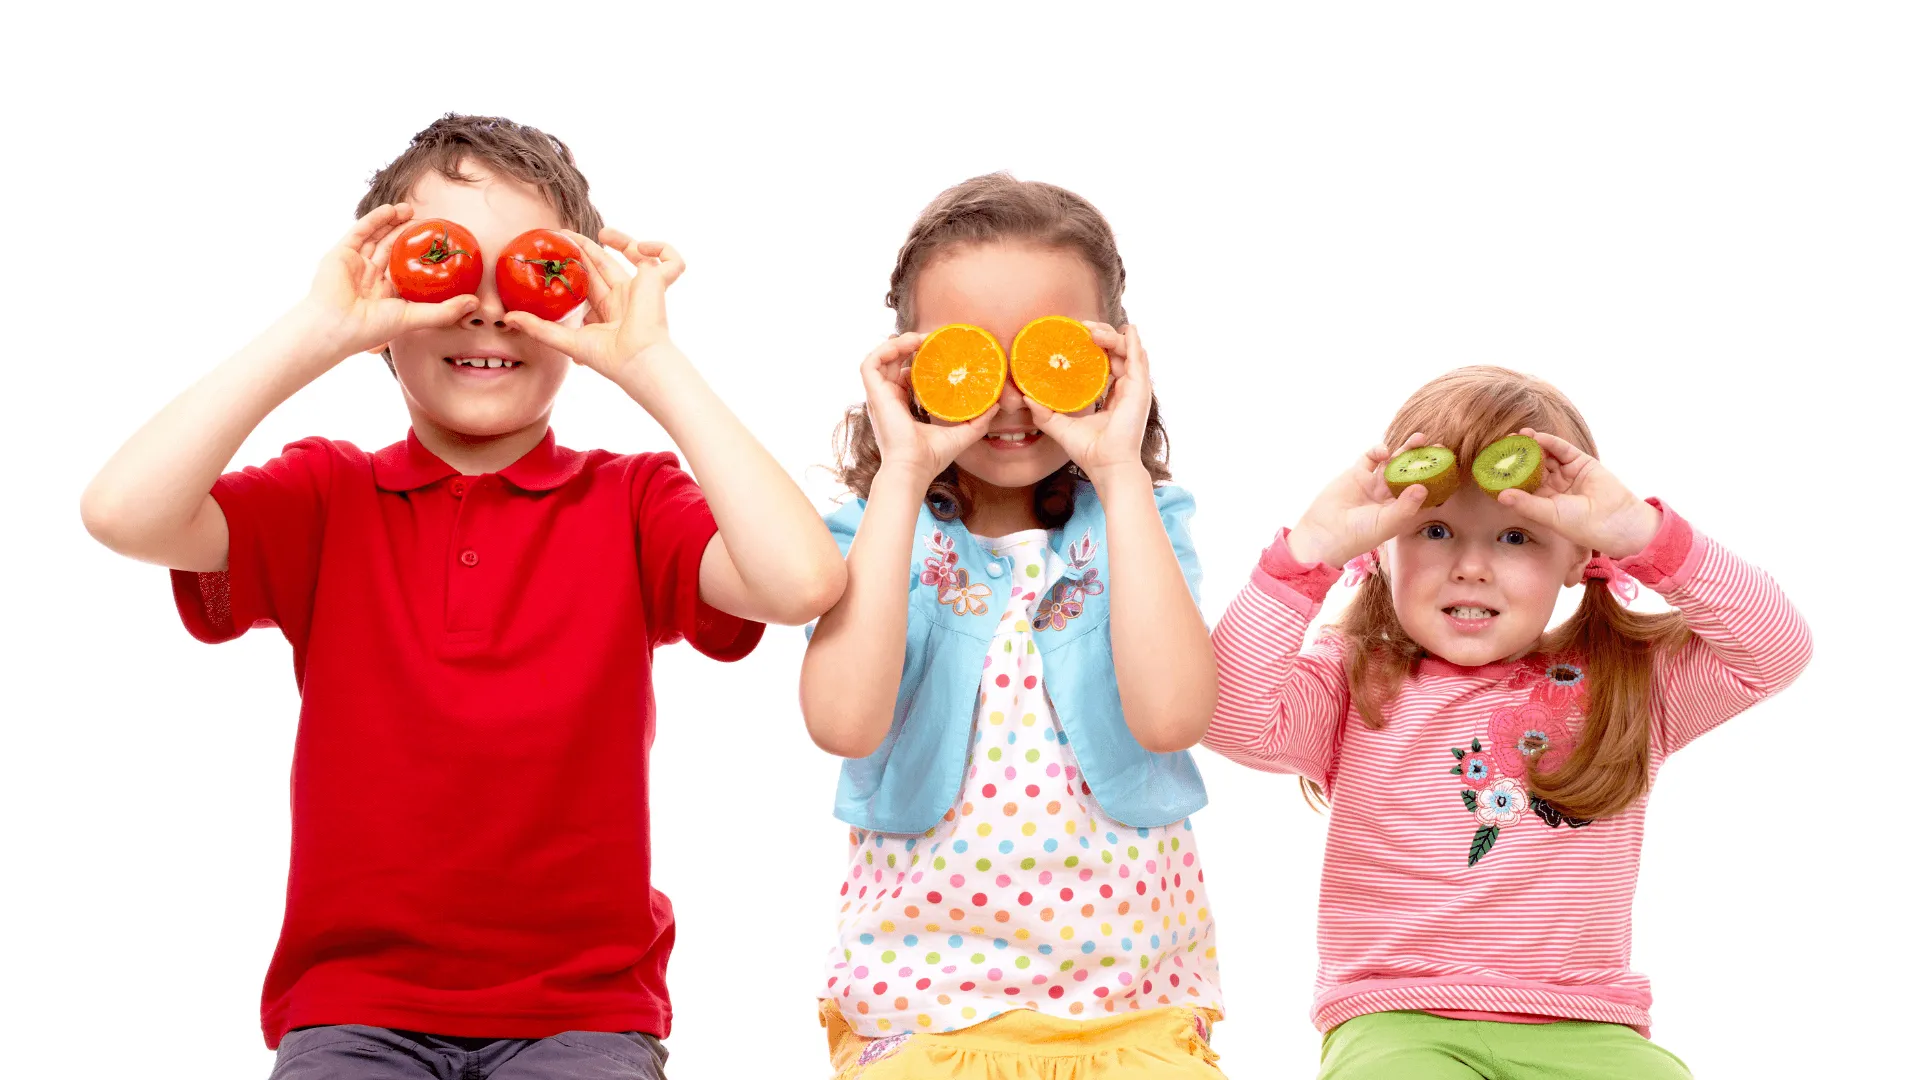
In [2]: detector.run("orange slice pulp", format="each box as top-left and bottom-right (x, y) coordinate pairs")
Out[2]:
(910, 324), (1007, 422)
(1010, 316), (1109, 414)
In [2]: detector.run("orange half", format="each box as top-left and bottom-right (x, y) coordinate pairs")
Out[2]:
(1010, 316), (1109, 414)
(911, 324), (1007, 422)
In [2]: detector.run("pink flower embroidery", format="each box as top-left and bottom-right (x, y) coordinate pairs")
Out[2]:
(1504, 657), (1587, 720)
(920, 530), (959, 588)
(1488, 702), (1574, 779)
(1474, 778), (1529, 826)
(938, 567), (991, 616)
(1036, 590), (1084, 631)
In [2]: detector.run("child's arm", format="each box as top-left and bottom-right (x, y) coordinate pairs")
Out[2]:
(80, 205), (477, 570)
(506, 232), (844, 626)
(1204, 438), (1431, 781)
(795, 334), (998, 757)
(1029, 326), (1218, 751)
(1502, 429), (1812, 753)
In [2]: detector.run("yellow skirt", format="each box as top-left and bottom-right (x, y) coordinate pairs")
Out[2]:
(820, 998), (1225, 1079)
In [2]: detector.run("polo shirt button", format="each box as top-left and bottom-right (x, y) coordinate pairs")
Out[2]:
(985, 562), (1004, 578)
(450, 479), (466, 498)
(459, 549), (479, 567)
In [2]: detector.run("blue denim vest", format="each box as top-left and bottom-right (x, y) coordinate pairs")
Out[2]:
(818, 481), (1210, 835)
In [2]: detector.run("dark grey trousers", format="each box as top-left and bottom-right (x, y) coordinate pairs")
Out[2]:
(268, 1026), (668, 1080)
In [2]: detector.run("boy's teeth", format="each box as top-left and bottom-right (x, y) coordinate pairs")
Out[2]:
(452, 357), (517, 368)
(988, 431), (1038, 442)
(1449, 606), (1494, 619)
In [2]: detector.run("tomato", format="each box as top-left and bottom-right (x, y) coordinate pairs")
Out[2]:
(496, 229), (588, 322)
(389, 219), (482, 304)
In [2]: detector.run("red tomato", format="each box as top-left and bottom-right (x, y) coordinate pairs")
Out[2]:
(389, 219), (482, 304)
(496, 230), (588, 322)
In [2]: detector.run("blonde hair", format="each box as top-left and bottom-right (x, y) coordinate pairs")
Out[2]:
(1325, 366), (1690, 820)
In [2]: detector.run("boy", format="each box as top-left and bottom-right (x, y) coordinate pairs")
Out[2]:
(81, 114), (845, 1079)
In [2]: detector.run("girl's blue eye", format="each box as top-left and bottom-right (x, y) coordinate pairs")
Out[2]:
(1498, 529), (1529, 545)
(1421, 523), (1452, 540)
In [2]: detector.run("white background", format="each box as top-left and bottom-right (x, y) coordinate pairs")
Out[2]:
(5, 3), (1914, 1077)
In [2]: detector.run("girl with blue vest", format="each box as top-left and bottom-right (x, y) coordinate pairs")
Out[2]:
(802, 173), (1228, 1079)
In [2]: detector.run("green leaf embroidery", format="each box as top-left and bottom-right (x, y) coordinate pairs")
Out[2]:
(1451, 747), (1467, 760)
(1449, 765), (1463, 775)
(1470, 737), (1483, 753)
(1460, 790), (1479, 811)
(1467, 825), (1499, 866)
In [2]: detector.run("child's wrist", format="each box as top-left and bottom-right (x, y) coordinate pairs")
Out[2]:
(1086, 461), (1150, 494)
(873, 460), (938, 498)
(1603, 500), (1664, 560)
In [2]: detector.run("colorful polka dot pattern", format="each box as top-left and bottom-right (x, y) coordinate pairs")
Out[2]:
(826, 530), (1221, 1036)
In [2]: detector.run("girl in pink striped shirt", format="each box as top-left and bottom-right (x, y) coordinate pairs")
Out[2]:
(1204, 366), (1810, 1079)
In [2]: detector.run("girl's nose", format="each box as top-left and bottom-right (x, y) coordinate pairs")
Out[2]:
(1451, 551), (1492, 583)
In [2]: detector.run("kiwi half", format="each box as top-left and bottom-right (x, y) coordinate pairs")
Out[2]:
(1472, 435), (1544, 495)
(1384, 446), (1460, 507)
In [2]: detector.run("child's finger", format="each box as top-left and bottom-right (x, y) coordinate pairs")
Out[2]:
(1122, 325), (1149, 383)
(563, 234), (624, 320)
(401, 294), (480, 331)
(367, 226), (406, 286)
(502, 310), (577, 354)
(1520, 428), (1584, 467)
(1086, 322), (1125, 357)
(342, 203), (407, 256)
(1380, 484), (1429, 531)
(1497, 488), (1561, 528)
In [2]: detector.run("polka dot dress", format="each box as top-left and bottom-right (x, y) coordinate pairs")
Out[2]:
(825, 530), (1222, 1036)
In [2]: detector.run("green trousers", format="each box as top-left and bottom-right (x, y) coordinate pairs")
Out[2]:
(1320, 1011), (1693, 1080)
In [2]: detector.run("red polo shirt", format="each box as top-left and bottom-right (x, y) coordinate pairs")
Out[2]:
(171, 429), (761, 1048)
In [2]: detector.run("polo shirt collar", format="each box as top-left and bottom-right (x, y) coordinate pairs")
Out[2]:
(371, 429), (586, 492)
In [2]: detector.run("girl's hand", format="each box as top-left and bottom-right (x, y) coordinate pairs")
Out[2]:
(1286, 434), (1433, 568)
(863, 333), (997, 484)
(502, 227), (684, 383)
(300, 203), (478, 359)
(1025, 322), (1149, 488)
(1497, 428), (1661, 559)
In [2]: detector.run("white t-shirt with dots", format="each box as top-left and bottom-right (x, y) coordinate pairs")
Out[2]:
(825, 530), (1223, 1036)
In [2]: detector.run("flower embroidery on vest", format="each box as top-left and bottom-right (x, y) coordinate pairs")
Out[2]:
(1034, 530), (1103, 633)
(920, 530), (990, 616)
(939, 568), (991, 616)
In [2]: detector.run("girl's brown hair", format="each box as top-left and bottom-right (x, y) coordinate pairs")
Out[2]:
(833, 173), (1170, 526)
(1328, 366), (1691, 820)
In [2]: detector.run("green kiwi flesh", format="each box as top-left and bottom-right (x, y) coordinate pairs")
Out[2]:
(1384, 446), (1460, 507)
(1472, 435), (1544, 495)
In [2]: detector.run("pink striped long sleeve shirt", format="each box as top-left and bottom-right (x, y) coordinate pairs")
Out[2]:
(1203, 502), (1811, 1035)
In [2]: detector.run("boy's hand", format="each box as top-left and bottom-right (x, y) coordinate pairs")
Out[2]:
(1287, 434), (1433, 569)
(501, 227), (682, 384)
(1497, 428), (1662, 559)
(1025, 322), (1148, 488)
(864, 332), (997, 485)
(299, 203), (478, 358)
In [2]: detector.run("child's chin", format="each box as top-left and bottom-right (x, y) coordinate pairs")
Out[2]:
(955, 449), (1070, 491)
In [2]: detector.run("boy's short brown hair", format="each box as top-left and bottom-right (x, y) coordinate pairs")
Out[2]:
(357, 113), (604, 238)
